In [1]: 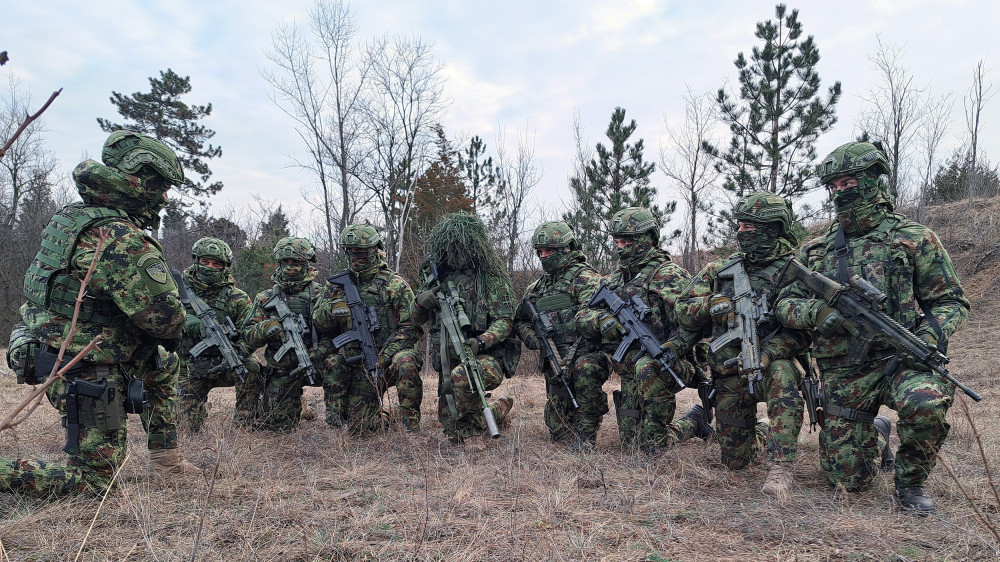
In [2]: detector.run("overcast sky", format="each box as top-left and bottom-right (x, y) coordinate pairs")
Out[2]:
(4, 0), (998, 242)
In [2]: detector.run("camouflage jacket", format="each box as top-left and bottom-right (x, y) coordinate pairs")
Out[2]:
(244, 266), (321, 370)
(21, 203), (185, 364)
(675, 254), (809, 376)
(312, 266), (420, 363)
(775, 214), (970, 361)
(409, 262), (518, 374)
(577, 249), (692, 352)
(514, 257), (604, 356)
(179, 265), (255, 364)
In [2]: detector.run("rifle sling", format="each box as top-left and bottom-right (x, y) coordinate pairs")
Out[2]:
(822, 401), (876, 424)
(438, 315), (459, 421)
(834, 226), (849, 284)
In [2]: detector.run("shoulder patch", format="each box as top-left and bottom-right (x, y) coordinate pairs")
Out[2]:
(137, 252), (169, 284)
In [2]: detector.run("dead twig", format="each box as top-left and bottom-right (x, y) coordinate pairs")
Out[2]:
(0, 87), (62, 159)
(191, 439), (224, 562)
(75, 452), (131, 561)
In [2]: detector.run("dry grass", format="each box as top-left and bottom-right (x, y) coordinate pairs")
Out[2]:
(3, 201), (1000, 561)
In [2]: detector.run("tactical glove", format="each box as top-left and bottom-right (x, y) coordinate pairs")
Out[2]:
(466, 337), (482, 356)
(709, 294), (734, 325)
(814, 304), (846, 336)
(415, 290), (439, 311)
(658, 341), (679, 370)
(900, 331), (937, 371)
(523, 331), (541, 351)
(598, 313), (624, 338)
(183, 314), (204, 338)
(329, 300), (352, 327)
(377, 352), (393, 371)
(263, 320), (285, 343)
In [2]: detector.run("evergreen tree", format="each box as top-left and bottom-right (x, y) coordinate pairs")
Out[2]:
(924, 150), (1000, 205)
(97, 68), (222, 212)
(458, 135), (502, 211)
(564, 107), (674, 273)
(704, 4), (841, 212)
(235, 208), (292, 297)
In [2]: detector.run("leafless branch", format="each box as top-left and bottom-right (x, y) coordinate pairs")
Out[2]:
(0, 87), (61, 160)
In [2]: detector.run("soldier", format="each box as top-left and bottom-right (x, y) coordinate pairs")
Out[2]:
(243, 237), (322, 432)
(313, 224), (423, 433)
(409, 212), (517, 445)
(176, 237), (264, 432)
(577, 207), (711, 452)
(2, 130), (197, 497)
(514, 221), (610, 451)
(775, 141), (970, 513)
(674, 192), (811, 499)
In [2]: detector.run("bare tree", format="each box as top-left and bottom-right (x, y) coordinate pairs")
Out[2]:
(660, 88), (721, 273)
(358, 34), (446, 272)
(262, 0), (371, 265)
(491, 124), (542, 274)
(857, 37), (925, 202)
(965, 58), (995, 208)
(915, 90), (953, 220)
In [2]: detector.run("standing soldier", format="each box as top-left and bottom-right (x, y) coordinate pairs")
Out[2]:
(776, 141), (970, 513)
(176, 237), (264, 432)
(408, 212), (518, 445)
(313, 224), (423, 433)
(514, 221), (610, 451)
(2, 130), (196, 497)
(674, 192), (811, 499)
(577, 207), (711, 452)
(244, 237), (321, 432)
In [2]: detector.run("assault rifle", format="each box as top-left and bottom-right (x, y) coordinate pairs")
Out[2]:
(778, 258), (981, 402)
(327, 270), (384, 408)
(172, 270), (248, 383)
(711, 259), (769, 395)
(588, 284), (685, 390)
(523, 298), (578, 408)
(424, 260), (501, 438)
(262, 286), (317, 385)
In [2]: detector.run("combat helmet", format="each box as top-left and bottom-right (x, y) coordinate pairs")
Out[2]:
(818, 140), (894, 212)
(340, 224), (383, 274)
(733, 192), (795, 235)
(733, 192), (797, 263)
(191, 237), (233, 285)
(273, 236), (316, 262)
(532, 221), (580, 250)
(102, 130), (185, 185)
(610, 207), (660, 242)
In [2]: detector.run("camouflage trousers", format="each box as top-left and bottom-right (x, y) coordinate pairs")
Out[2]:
(544, 351), (609, 443)
(620, 354), (700, 451)
(141, 346), (183, 451)
(258, 365), (310, 433)
(437, 353), (505, 442)
(713, 358), (804, 470)
(177, 355), (264, 433)
(819, 360), (954, 491)
(0, 363), (131, 498)
(322, 348), (423, 433)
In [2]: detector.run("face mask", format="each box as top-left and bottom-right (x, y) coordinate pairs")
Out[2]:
(539, 252), (563, 274)
(277, 261), (307, 283)
(737, 225), (781, 263)
(194, 263), (227, 285)
(832, 186), (863, 210)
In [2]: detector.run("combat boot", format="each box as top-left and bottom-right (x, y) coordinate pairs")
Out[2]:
(761, 462), (794, 501)
(874, 415), (895, 472)
(149, 448), (201, 476)
(492, 396), (514, 427)
(570, 430), (597, 453)
(896, 483), (935, 515)
(680, 405), (714, 440)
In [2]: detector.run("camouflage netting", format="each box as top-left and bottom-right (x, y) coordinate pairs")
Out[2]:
(427, 211), (511, 294)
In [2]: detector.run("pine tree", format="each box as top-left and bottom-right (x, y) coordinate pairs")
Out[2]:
(459, 135), (501, 211)
(704, 4), (841, 211)
(97, 68), (222, 212)
(564, 107), (674, 273)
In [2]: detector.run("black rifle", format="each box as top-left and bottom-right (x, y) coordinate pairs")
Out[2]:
(262, 286), (318, 385)
(523, 298), (578, 408)
(424, 259), (501, 438)
(778, 258), (981, 402)
(327, 270), (384, 409)
(588, 283), (685, 390)
(172, 270), (248, 383)
(711, 259), (769, 395)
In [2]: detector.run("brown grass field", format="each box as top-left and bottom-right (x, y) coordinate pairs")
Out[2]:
(2, 199), (999, 561)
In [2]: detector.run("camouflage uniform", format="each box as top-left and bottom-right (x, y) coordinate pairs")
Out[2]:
(675, 193), (810, 481)
(1, 131), (188, 497)
(409, 212), (520, 443)
(244, 237), (322, 433)
(176, 237), (264, 432)
(313, 225), (423, 433)
(577, 208), (704, 451)
(776, 141), (970, 511)
(514, 221), (610, 449)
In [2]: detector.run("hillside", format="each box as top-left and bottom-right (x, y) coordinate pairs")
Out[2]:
(2, 199), (999, 561)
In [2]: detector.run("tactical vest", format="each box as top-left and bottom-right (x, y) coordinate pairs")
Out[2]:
(358, 270), (395, 348)
(709, 254), (790, 341)
(532, 262), (591, 350)
(610, 254), (673, 341)
(23, 203), (131, 325)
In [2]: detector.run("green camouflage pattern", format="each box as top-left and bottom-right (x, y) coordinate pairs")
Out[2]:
(675, 254), (810, 468)
(313, 263), (423, 432)
(273, 236), (317, 262)
(102, 130), (184, 185)
(244, 266), (321, 432)
(775, 207), (969, 491)
(577, 247), (693, 449)
(142, 345), (183, 451)
(732, 191), (796, 235)
(177, 265), (264, 432)
(437, 353), (507, 442)
(515, 253), (610, 443)
(817, 141), (890, 186)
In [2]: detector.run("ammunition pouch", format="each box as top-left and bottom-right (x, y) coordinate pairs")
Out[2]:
(7, 323), (42, 385)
